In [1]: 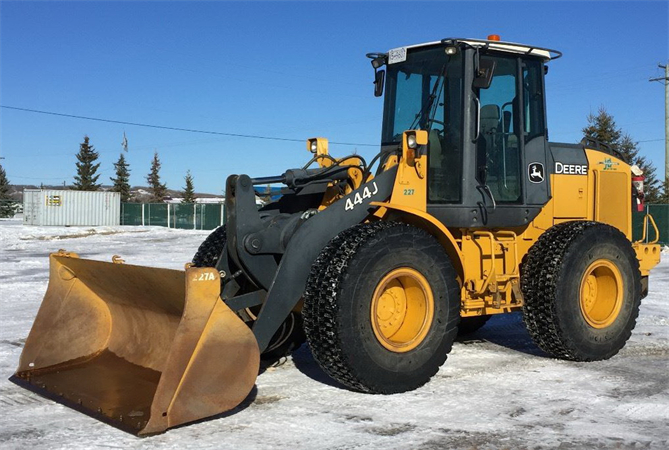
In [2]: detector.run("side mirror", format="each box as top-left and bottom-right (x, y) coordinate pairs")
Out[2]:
(374, 70), (385, 97)
(473, 58), (495, 89)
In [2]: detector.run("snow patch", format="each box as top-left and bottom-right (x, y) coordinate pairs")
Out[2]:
(0, 218), (667, 449)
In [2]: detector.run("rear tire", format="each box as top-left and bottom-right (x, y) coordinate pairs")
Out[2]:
(521, 221), (641, 361)
(303, 221), (460, 393)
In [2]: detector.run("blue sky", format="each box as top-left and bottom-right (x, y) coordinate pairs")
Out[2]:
(1, 1), (667, 194)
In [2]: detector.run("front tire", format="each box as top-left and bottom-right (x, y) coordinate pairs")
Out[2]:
(521, 221), (641, 361)
(303, 222), (460, 393)
(192, 225), (227, 268)
(192, 225), (305, 359)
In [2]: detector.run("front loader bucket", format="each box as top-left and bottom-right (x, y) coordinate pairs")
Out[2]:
(10, 252), (260, 436)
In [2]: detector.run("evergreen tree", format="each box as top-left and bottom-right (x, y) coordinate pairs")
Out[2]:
(72, 135), (101, 191)
(0, 164), (14, 218)
(181, 170), (196, 203)
(110, 153), (132, 202)
(657, 177), (669, 204)
(583, 107), (661, 202)
(583, 107), (620, 147)
(146, 151), (167, 202)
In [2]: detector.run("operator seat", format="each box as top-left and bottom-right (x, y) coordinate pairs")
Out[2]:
(480, 104), (500, 157)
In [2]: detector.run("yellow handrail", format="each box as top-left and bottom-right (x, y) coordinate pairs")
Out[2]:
(636, 213), (660, 245)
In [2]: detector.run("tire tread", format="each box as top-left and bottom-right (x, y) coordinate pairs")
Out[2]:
(521, 221), (641, 361)
(303, 221), (459, 393)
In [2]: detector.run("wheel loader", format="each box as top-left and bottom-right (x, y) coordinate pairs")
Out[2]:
(11, 35), (662, 435)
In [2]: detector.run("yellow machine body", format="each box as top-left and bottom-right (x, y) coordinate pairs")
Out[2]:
(372, 134), (661, 319)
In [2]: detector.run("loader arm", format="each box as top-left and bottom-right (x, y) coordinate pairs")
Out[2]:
(224, 167), (398, 351)
(225, 174), (279, 290)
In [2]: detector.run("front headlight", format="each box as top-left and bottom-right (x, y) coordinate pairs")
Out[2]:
(307, 138), (329, 156)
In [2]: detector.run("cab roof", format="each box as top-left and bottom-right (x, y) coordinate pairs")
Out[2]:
(389, 37), (562, 62)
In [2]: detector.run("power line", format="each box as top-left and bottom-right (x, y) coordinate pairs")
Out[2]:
(0, 105), (378, 148)
(11, 175), (69, 180)
(649, 65), (669, 85)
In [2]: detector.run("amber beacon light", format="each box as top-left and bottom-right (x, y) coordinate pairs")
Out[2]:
(487, 34), (501, 41)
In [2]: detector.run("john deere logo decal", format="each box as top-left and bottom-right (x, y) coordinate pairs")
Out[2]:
(599, 157), (620, 171)
(528, 162), (545, 183)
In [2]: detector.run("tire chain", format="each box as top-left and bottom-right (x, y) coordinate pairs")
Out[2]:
(192, 225), (227, 267)
(302, 220), (407, 393)
(191, 224), (306, 358)
(521, 220), (640, 360)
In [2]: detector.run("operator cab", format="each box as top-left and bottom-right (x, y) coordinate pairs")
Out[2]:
(372, 36), (562, 227)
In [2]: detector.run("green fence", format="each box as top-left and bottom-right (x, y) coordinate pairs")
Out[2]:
(632, 204), (669, 245)
(121, 203), (224, 230)
(117, 202), (668, 241)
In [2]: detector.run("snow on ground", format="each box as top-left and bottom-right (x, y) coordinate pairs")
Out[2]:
(0, 218), (667, 449)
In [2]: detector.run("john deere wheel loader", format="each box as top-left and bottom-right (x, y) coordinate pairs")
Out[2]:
(11, 35), (662, 435)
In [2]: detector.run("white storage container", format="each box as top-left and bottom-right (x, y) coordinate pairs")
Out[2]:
(23, 189), (120, 226)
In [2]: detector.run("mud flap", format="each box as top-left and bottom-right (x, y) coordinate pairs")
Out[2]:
(10, 252), (260, 436)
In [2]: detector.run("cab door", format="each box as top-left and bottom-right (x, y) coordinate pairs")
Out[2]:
(427, 49), (550, 228)
(471, 53), (550, 226)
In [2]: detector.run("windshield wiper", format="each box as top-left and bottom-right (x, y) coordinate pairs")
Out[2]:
(408, 63), (447, 131)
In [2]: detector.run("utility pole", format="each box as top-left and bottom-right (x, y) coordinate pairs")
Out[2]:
(650, 63), (669, 180)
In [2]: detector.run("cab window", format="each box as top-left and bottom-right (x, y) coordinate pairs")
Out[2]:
(476, 55), (522, 204)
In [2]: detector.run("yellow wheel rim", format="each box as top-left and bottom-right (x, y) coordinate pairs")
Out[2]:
(579, 259), (623, 329)
(370, 267), (434, 353)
